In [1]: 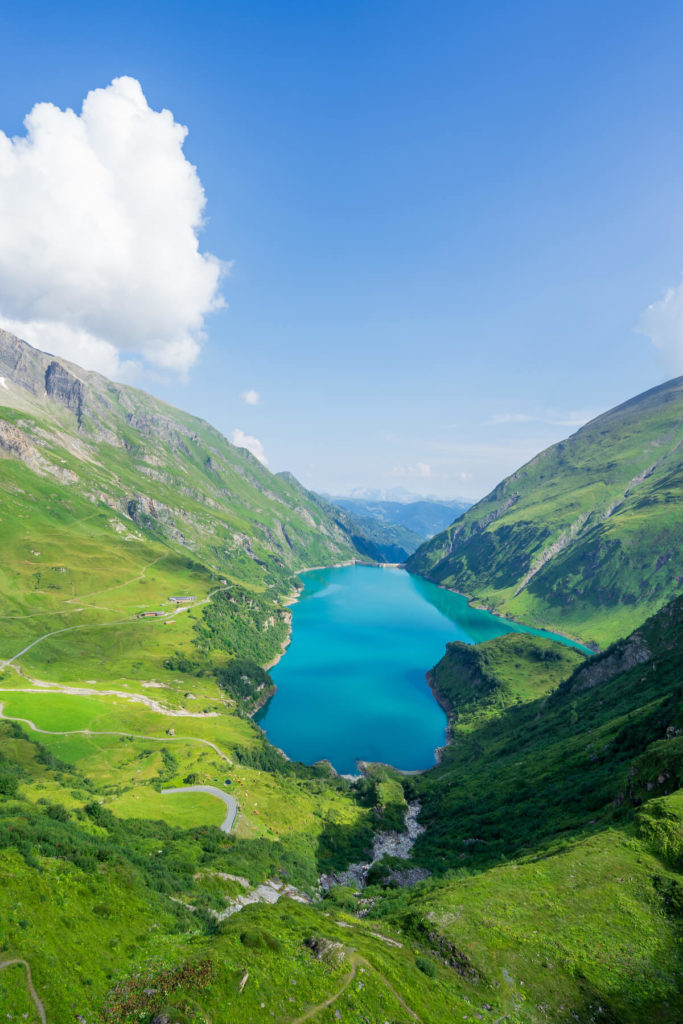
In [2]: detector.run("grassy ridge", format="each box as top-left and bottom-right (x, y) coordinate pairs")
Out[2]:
(407, 597), (683, 871)
(426, 632), (586, 725)
(407, 375), (683, 646)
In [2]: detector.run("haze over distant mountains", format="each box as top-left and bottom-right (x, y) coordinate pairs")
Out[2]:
(339, 486), (473, 504)
(328, 492), (472, 553)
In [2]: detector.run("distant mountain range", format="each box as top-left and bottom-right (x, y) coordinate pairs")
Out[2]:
(408, 375), (683, 647)
(329, 495), (471, 552)
(339, 486), (473, 504)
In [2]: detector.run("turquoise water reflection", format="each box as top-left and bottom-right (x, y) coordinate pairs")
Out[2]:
(256, 565), (586, 774)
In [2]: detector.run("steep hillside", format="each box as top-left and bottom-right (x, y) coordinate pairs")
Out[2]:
(405, 594), (683, 871)
(280, 473), (419, 562)
(407, 376), (683, 646)
(426, 631), (586, 724)
(0, 330), (407, 673)
(363, 599), (683, 1021)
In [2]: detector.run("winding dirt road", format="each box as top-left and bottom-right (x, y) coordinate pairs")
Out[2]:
(0, 682), (219, 719)
(161, 784), (238, 833)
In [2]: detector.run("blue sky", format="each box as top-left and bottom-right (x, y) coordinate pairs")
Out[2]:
(1, 0), (683, 498)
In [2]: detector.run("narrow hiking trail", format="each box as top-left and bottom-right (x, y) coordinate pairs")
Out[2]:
(0, 614), (145, 668)
(64, 554), (166, 604)
(0, 679), (220, 718)
(0, 951), (421, 1024)
(289, 953), (422, 1024)
(0, 553), (166, 623)
(0, 959), (47, 1024)
(0, 585), (228, 668)
(0, 703), (233, 764)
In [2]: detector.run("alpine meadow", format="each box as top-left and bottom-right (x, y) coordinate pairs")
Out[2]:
(1, 6), (683, 1024)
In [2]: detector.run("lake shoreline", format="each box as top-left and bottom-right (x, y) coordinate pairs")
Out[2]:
(261, 561), (407, 675)
(411, 573), (597, 654)
(256, 562), (591, 775)
(256, 564), (453, 773)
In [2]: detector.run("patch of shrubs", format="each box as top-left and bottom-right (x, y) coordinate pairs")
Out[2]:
(214, 657), (274, 709)
(653, 874), (683, 919)
(0, 771), (19, 797)
(101, 957), (215, 1023)
(239, 927), (282, 951)
(164, 651), (204, 675)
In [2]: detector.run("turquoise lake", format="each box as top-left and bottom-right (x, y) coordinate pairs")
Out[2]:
(256, 565), (588, 775)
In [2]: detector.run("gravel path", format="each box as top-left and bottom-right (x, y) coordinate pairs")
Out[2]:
(0, 703), (233, 764)
(0, 683), (218, 718)
(161, 784), (238, 833)
(0, 958), (47, 1023)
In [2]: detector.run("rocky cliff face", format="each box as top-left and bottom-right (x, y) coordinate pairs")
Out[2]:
(0, 328), (88, 425)
(44, 360), (83, 424)
(558, 633), (652, 695)
(0, 327), (49, 396)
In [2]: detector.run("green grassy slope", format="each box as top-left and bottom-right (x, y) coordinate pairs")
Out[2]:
(1, 606), (681, 1023)
(0, 720), (493, 1024)
(407, 376), (683, 646)
(360, 600), (683, 1022)
(408, 596), (683, 871)
(426, 632), (586, 725)
(0, 330), (416, 681)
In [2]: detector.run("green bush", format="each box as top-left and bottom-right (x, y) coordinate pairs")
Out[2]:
(239, 928), (282, 952)
(324, 885), (358, 910)
(415, 954), (436, 977)
(45, 802), (70, 822)
(214, 658), (275, 709)
(0, 772), (18, 797)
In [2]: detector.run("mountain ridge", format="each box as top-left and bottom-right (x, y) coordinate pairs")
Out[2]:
(0, 329), (409, 583)
(407, 374), (683, 646)
(330, 495), (471, 544)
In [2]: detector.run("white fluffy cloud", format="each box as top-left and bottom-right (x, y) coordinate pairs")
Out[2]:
(232, 428), (268, 465)
(0, 77), (224, 376)
(638, 278), (683, 374)
(241, 389), (260, 405)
